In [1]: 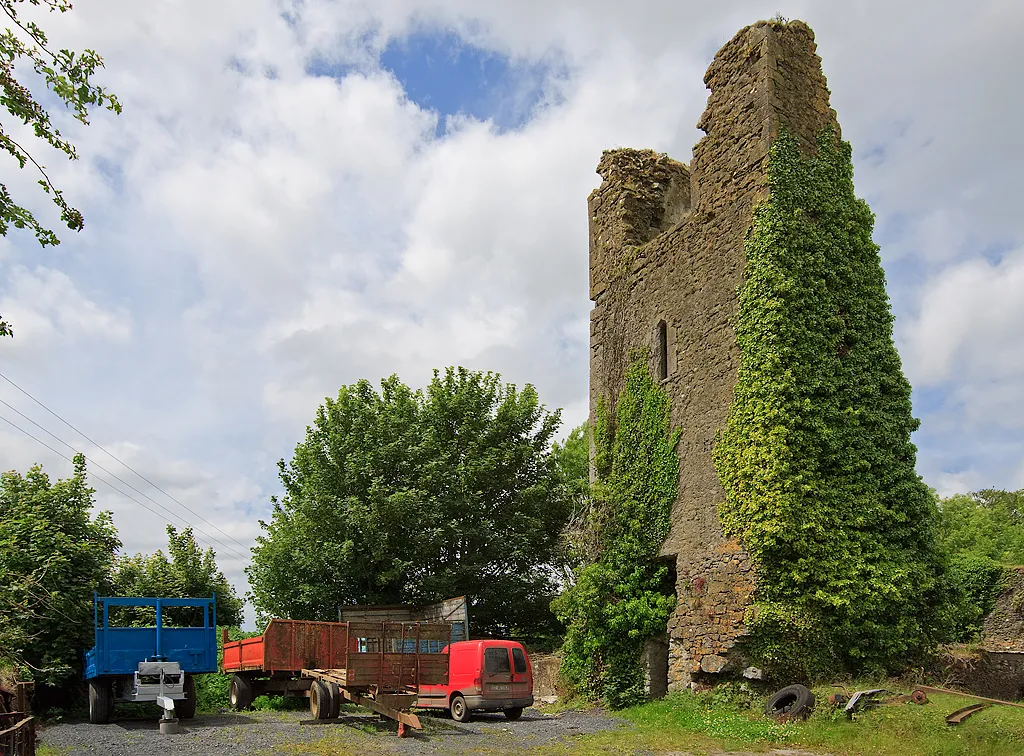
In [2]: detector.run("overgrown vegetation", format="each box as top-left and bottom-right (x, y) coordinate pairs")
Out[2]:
(247, 367), (571, 643)
(0, 455), (119, 685)
(553, 355), (679, 708)
(0, 456), (242, 707)
(111, 525), (243, 627)
(713, 127), (946, 679)
(934, 488), (1024, 641)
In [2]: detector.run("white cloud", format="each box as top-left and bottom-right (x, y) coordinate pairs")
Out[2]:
(903, 249), (1024, 390)
(0, 0), (1021, 626)
(0, 266), (132, 344)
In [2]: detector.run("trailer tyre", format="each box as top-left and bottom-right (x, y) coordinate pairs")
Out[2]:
(88, 679), (112, 724)
(326, 682), (341, 719)
(178, 674), (197, 719)
(229, 675), (254, 711)
(310, 680), (332, 720)
(450, 694), (471, 723)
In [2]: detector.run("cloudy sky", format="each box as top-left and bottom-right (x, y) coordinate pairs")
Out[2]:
(1, 0), (1021, 624)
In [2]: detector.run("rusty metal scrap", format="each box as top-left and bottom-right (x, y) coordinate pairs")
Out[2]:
(946, 703), (990, 725)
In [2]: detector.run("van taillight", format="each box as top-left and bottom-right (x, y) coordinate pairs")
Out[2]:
(473, 675), (482, 693)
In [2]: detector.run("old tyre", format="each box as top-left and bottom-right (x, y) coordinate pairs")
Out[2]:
(178, 674), (197, 719)
(326, 682), (341, 719)
(450, 694), (471, 723)
(310, 680), (332, 720)
(229, 674), (254, 711)
(88, 679), (112, 724)
(503, 706), (523, 721)
(765, 684), (815, 720)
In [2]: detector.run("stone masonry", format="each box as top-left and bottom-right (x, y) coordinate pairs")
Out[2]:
(588, 20), (839, 692)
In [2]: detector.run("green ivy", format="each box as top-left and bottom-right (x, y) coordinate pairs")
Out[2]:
(553, 355), (680, 707)
(713, 128), (945, 679)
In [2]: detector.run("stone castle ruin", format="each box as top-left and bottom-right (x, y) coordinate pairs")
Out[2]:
(588, 20), (846, 691)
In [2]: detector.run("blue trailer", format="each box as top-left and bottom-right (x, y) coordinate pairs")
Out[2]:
(83, 594), (217, 724)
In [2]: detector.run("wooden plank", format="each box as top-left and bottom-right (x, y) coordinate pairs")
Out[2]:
(336, 686), (422, 730)
(915, 686), (1024, 711)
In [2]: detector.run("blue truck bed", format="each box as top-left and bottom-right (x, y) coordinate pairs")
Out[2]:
(83, 594), (218, 679)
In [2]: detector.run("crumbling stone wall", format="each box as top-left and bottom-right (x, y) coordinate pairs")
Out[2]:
(982, 567), (1024, 653)
(588, 20), (839, 691)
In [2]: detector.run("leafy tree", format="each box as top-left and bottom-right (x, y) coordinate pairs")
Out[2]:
(110, 525), (243, 627)
(551, 421), (593, 577)
(937, 489), (1024, 565)
(0, 0), (122, 335)
(933, 488), (1024, 641)
(247, 367), (569, 642)
(0, 454), (120, 684)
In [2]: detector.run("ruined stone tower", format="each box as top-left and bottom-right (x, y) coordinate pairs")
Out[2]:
(588, 20), (840, 691)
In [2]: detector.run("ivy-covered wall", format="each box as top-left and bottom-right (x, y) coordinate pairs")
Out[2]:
(712, 128), (945, 677)
(585, 18), (946, 692)
(553, 356), (679, 708)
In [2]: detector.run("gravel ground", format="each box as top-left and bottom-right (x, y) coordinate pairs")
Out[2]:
(38, 706), (626, 755)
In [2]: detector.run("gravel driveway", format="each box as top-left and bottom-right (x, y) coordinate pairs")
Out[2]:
(39, 706), (626, 755)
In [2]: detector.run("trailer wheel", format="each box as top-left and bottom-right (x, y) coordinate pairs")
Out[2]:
(450, 694), (471, 723)
(504, 706), (523, 720)
(326, 682), (341, 719)
(178, 674), (197, 719)
(88, 679), (112, 724)
(229, 674), (254, 710)
(310, 680), (332, 720)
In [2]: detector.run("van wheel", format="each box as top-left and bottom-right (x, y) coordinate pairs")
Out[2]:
(450, 694), (471, 723)
(88, 679), (112, 724)
(504, 707), (523, 720)
(229, 675), (254, 710)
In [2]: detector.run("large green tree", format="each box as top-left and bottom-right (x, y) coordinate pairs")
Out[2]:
(247, 367), (569, 641)
(937, 488), (1024, 565)
(111, 525), (243, 627)
(1, 0), (122, 335)
(0, 454), (120, 684)
(551, 421), (592, 577)
(935, 488), (1024, 642)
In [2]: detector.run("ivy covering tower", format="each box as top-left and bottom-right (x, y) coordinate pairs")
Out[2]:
(580, 18), (944, 698)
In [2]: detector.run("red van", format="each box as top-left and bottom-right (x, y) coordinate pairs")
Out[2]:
(417, 639), (533, 722)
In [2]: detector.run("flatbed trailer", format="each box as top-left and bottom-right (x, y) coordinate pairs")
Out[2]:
(222, 619), (451, 736)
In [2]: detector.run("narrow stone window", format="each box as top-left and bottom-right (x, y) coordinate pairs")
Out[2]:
(656, 320), (669, 381)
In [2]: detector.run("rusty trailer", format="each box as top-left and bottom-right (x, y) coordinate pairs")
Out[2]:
(222, 619), (451, 736)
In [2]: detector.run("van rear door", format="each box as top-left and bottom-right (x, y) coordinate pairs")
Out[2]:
(482, 646), (512, 698)
(510, 646), (531, 699)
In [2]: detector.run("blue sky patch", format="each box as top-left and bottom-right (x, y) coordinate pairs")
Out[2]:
(380, 30), (554, 134)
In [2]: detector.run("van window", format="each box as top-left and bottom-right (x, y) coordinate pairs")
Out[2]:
(484, 647), (511, 675)
(512, 647), (527, 674)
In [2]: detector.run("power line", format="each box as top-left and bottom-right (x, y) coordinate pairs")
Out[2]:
(0, 413), (192, 535)
(0, 369), (253, 557)
(0, 407), (249, 563)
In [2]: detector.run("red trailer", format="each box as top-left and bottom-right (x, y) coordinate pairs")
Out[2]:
(222, 619), (451, 736)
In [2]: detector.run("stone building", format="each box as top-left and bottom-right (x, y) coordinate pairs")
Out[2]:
(588, 20), (841, 692)
(935, 568), (1024, 701)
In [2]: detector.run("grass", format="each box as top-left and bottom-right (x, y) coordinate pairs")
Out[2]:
(527, 682), (1024, 756)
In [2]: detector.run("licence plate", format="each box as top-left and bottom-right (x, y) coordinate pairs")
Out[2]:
(489, 683), (510, 691)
